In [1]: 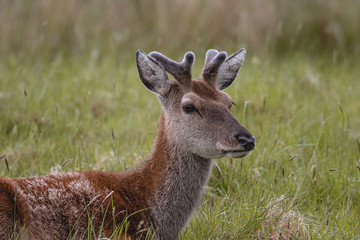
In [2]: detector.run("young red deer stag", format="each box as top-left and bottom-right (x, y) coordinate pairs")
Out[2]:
(0, 49), (255, 240)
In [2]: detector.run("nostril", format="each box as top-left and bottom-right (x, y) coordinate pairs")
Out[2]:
(237, 137), (248, 145)
(236, 136), (255, 151)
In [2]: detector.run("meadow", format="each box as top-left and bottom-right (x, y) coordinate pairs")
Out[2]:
(1, 0), (360, 239)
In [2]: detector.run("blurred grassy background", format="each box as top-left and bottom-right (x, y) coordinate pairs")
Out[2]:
(1, 0), (360, 239)
(0, 0), (359, 59)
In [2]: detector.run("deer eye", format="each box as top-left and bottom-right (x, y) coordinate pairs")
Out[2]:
(182, 104), (197, 113)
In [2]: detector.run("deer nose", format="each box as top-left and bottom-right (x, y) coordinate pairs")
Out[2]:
(236, 136), (255, 151)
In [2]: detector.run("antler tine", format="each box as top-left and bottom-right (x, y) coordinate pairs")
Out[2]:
(149, 51), (195, 86)
(204, 49), (219, 67)
(202, 48), (247, 90)
(202, 50), (227, 84)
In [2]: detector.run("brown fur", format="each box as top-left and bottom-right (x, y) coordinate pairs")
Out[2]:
(191, 79), (219, 100)
(0, 114), (172, 239)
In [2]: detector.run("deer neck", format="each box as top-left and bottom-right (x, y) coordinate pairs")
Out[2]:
(144, 111), (213, 239)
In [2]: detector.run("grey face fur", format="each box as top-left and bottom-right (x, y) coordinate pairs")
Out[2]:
(137, 49), (252, 160)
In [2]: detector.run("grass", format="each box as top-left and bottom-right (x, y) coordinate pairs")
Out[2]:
(1, 50), (359, 239)
(1, 0), (359, 58)
(1, 1), (360, 239)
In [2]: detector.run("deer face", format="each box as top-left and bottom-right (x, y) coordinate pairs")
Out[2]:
(136, 49), (255, 159)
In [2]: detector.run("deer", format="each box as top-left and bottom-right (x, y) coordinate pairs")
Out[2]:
(0, 49), (255, 240)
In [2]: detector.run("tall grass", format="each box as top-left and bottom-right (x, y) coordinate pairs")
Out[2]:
(0, 0), (359, 58)
(1, 0), (360, 239)
(1, 52), (359, 238)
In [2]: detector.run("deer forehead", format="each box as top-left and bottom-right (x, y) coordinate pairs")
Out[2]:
(180, 81), (232, 107)
(190, 80), (219, 100)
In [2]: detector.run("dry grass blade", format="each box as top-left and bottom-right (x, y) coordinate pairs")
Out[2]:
(289, 154), (298, 161)
(258, 196), (309, 239)
(0, 153), (9, 171)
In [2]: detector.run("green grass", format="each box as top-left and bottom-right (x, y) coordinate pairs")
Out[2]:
(1, 50), (359, 239)
(1, 2), (360, 238)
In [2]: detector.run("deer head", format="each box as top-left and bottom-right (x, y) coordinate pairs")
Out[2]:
(136, 49), (255, 159)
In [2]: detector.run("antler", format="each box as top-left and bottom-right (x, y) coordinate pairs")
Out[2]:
(202, 49), (246, 90)
(149, 51), (195, 86)
(202, 50), (227, 84)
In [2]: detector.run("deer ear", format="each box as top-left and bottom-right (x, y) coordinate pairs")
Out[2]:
(136, 50), (172, 96)
(215, 49), (246, 91)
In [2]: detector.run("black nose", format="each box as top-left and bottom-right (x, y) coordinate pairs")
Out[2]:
(236, 136), (255, 151)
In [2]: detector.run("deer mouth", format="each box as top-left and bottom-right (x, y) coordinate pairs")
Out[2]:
(217, 142), (255, 158)
(223, 150), (252, 158)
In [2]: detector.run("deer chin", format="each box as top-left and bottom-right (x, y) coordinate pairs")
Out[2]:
(223, 150), (251, 158)
(216, 142), (254, 159)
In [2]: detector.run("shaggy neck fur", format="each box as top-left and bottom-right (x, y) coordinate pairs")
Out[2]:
(145, 112), (213, 240)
